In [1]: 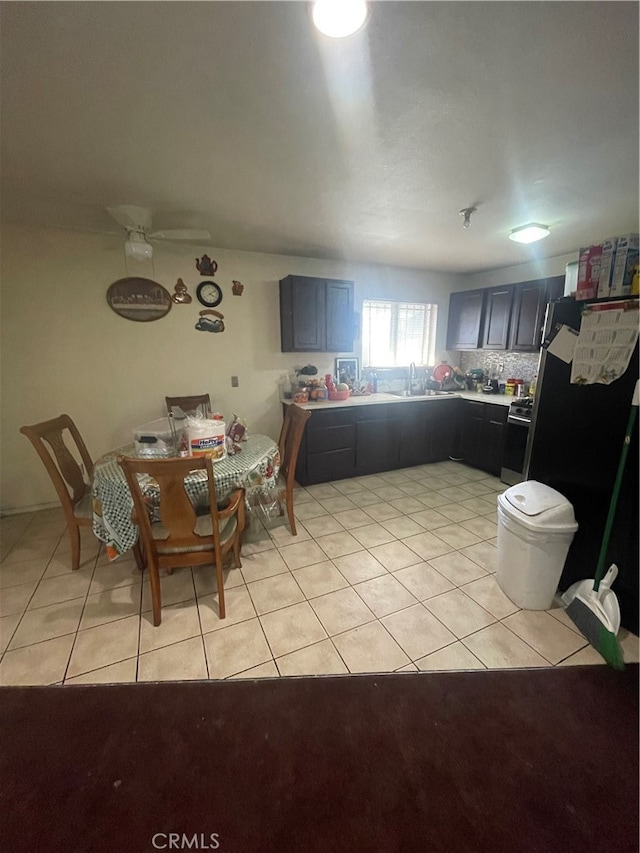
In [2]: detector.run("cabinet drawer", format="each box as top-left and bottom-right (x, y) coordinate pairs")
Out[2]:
(307, 424), (355, 454)
(483, 403), (508, 423)
(307, 408), (355, 430)
(356, 405), (403, 422)
(307, 448), (356, 484)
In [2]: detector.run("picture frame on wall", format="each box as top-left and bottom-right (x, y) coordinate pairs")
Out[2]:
(335, 358), (359, 386)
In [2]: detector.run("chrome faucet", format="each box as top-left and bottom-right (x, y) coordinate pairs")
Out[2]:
(408, 362), (417, 394)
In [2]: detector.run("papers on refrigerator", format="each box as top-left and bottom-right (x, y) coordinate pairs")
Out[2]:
(545, 324), (579, 364)
(570, 303), (639, 385)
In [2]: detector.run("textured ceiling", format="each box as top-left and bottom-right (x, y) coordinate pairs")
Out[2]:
(1, 1), (638, 273)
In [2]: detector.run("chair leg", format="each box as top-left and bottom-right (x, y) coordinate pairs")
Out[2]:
(232, 535), (242, 570)
(69, 523), (81, 571)
(132, 540), (145, 573)
(149, 563), (162, 627)
(216, 561), (226, 620)
(286, 491), (297, 536)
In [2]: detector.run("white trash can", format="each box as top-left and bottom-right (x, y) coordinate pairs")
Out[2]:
(496, 481), (578, 610)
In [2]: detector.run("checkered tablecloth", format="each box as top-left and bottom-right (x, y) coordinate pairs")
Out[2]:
(92, 435), (280, 560)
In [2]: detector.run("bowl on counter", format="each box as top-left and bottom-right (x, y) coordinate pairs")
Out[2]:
(328, 389), (350, 401)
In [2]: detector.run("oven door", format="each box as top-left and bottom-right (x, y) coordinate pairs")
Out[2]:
(500, 414), (531, 486)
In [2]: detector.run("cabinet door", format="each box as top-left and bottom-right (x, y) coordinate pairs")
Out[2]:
(459, 401), (484, 466)
(482, 286), (514, 350)
(291, 277), (326, 351)
(481, 404), (508, 476)
(399, 403), (430, 467)
(446, 289), (485, 350)
(326, 280), (354, 352)
(428, 400), (457, 462)
(509, 276), (566, 352)
(356, 416), (401, 474)
(509, 280), (546, 351)
(279, 276), (326, 352)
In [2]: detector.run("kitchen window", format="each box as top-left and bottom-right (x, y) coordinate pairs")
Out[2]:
(361, 300), (437, 367)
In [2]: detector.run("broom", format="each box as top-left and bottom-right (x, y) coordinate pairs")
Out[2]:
(564, 379), (639, 670)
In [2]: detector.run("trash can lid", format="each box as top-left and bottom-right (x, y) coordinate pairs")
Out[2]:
(499, 481), (578, 532)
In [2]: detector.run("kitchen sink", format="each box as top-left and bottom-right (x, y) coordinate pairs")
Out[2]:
(388, 390), (456, 398)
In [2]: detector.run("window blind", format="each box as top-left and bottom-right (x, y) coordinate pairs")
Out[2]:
(362, 300), (437, 367)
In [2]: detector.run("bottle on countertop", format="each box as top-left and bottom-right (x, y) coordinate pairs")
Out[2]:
(372, 372), (378, 393)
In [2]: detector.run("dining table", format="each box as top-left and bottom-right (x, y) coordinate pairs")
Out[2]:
(91, 434), (281, 560)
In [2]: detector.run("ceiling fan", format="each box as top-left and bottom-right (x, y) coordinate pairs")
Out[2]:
(106, 204), (211, 261)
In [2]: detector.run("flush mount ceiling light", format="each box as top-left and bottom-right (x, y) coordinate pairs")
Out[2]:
(509, 223), (551, 244)
(312, 0), (368, 38)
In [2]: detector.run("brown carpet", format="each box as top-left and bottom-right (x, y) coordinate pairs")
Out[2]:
(1, 666), (638, 852)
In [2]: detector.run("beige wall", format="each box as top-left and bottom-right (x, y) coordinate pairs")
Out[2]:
(461, 251), (578, 289)
(0, 223), (461, 512)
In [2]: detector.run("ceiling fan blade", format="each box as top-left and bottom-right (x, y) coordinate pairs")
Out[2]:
(106, 204), (153, 232)
(149, 229), (211, 242)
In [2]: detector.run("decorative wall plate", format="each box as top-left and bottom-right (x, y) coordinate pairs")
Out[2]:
(106, 277), (172, 322)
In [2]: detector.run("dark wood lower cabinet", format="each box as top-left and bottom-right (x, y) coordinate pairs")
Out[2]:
(458, 400), (507, 476)
(291, 399), (459, 486)
(294, 407), (356, 485)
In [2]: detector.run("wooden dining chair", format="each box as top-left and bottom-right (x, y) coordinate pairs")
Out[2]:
(165, 394), (211, 417)
(20, 414), (95, 571)
(277, 404), (311, 536)
(118, 455), (245, 627)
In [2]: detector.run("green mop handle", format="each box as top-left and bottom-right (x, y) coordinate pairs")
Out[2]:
(593, 379), (639, 592)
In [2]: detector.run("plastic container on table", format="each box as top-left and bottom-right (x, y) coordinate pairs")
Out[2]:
(133, 418), (175, 458)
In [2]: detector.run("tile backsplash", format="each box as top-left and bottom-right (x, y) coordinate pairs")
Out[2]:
(459, 351), (541, 383)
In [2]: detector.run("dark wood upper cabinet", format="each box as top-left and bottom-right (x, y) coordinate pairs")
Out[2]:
(509, 276), (565, 352)
(446, 276), (565, 353)
(482, 285), (514, 350)
(446, 289), (486, 350)
(280, 275), (354, 353)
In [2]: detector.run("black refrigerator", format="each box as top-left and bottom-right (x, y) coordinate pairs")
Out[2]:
(524, 296), (639, 634)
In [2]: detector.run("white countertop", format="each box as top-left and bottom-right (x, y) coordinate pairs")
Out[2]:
(283, 390), (514, 410)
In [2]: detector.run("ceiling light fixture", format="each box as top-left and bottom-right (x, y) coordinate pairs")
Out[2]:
(312, 0), (368, 38)
(124, 231), (153, 261)
(509, 223), (551, 244)
(459, 207), (477, 229)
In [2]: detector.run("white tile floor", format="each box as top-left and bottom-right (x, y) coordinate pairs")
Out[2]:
(1, 460), (638, 685)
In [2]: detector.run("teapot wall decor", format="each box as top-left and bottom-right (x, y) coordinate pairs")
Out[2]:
(232, 280), (244, 296)
(195, 255), (217, 276)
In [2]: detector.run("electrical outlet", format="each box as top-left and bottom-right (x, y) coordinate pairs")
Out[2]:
(498, 362), (504, 373)
(231, 376), (239, 387)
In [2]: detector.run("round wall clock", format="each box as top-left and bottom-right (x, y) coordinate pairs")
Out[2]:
(196, 281), (223, 308)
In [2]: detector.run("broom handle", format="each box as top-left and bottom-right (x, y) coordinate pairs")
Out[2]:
(593, 399), (638, 591)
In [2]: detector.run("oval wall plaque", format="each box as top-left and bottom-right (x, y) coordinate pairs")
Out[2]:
(106, 277), (172, 322)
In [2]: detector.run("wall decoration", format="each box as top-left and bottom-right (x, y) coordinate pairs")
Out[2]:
(336, 357), (359, 385)
(195, 309), (225, 333)
(106, 277), (172, 322)
(196, 280), (223, 308)
(195, 255), (217, 276)
(232, 280), (244, 296)
(172, 278), (192, 304)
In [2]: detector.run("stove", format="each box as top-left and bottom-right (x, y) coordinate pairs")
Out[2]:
(501, 397), (534, 486)
(507, 396), (534, 425)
